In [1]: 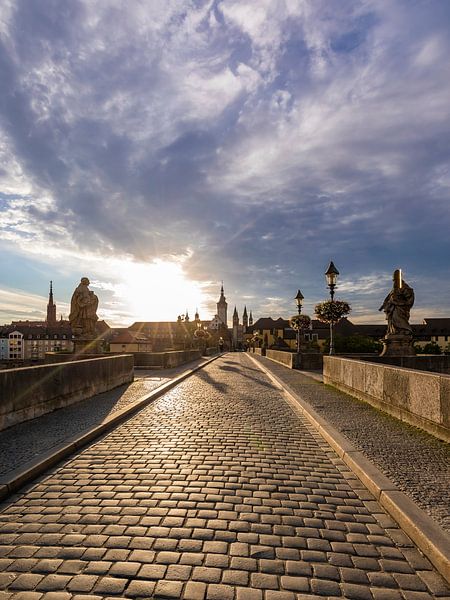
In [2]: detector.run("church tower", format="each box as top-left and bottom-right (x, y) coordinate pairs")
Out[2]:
(242, 306), (248, 331)
(233, 306), (239, 327)
(249, 311), (253, 326)
(217, 283), (228, 326)
(46, 281), (57, 327)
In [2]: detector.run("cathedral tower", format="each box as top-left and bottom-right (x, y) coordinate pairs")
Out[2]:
(233, 306), (239, 327)
(217, 283), (228, 326)
(46, 281), (57, 326)
(242, 306), (248, 330)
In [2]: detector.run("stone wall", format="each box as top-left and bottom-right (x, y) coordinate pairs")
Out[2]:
(357, 355), (450, 374)
(253, 348), (266, 356)
(266, 349), (295, 368)
(265, 350), (323, 371)
(0, 355), (134, 431)
(324, 356), (450, 442)
(132, 349), (202, 368)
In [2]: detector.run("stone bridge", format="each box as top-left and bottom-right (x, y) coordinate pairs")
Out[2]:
(0, 353), (449, 599)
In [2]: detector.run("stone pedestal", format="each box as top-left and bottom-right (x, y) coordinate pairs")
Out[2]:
(73, 338), (102, 356)
(380, 334), (415, 357)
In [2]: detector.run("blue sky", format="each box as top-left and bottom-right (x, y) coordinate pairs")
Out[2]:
(0, 0), (449, 326)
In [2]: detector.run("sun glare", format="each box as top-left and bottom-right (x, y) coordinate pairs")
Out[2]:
(114, 260), (207, 322)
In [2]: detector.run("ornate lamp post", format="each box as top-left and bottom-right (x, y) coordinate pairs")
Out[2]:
(294, 289), (304, 354)
(325, 261), (339, 355)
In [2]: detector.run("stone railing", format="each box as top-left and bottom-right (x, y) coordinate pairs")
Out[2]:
(131, 349), (202, 368)
(324, 356), (450, 442)
(265, 349), (323, 371)
(266, 349), (296, 367)
(0, 355), (134, 431)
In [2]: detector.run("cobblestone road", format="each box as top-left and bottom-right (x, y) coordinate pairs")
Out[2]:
(0, 359), (209, 477)
(250, 355), (450, 532)
(0, 354), (448, 599)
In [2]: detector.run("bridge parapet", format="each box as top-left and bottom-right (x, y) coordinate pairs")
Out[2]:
(0, 354), (133, 431)
(324, 356), (450, 442)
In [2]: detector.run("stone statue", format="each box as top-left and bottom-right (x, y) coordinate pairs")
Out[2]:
(379, 269), (415, 356)
(69, 277), (99, 339)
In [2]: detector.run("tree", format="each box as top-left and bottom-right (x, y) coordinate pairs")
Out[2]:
(416, 342), (442, 355)
(323, 334), (382, 354)
(314, 300), (351, 324)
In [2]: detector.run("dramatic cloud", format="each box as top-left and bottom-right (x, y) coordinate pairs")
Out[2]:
(0, 0), (449, 324)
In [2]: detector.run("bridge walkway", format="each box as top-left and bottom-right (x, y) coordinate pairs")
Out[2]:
(0, 353), (448, 599)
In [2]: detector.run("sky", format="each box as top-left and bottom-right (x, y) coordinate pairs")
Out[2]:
(0, 0), (449, 327)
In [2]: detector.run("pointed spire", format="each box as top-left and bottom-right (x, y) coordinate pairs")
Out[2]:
(185, 309), (190, 322)
(46, 280), (57, 326)
(233, 306), (238, 316)
(243, 306), (248, 317)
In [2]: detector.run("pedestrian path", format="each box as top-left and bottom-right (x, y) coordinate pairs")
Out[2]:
(250, 354), (450, 533)
(0, 358), (210, 477)
(0, 353), (448, 598)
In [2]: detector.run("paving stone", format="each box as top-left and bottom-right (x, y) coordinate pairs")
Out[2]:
(35, 575), (71, 591)
(8, 575), (44, 591)
(183, 581), (206, 600)
(310, 578), (340, 596)
(341, 582), (374, 599)
(250, 573), (278, 589)
(265, 592), (296, 600)
(236, 587), (262, 600)
(192, 567), (222, 583)
(66, 575), (98, 592)
(206, 583), (234, 600)
(93, 576), (127, 595)
(154, 579), (183, 598)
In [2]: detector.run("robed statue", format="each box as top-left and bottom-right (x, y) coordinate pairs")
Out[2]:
(379, 269), (415, 356)
(69, 277), (99, 339)
(379, 269), (414, 335)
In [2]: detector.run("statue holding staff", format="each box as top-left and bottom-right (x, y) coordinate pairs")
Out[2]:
(379, 269), (414, 335)
(379, 269), (415, 356)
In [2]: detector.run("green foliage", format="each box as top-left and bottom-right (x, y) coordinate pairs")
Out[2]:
(314, 300), (351, 324)
(416, 342), (442, 355)
(290, 314), (311, 331)
(323, 335), (382, 354)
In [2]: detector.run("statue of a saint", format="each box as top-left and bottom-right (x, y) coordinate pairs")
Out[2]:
(69, 277), (99, 338)
(379, 269), (414, 336)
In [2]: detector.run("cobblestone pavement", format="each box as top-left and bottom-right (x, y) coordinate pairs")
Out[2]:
(250, 354), (450, 533)
(0, 353), (449, 599)
(0, 359), (209, 477)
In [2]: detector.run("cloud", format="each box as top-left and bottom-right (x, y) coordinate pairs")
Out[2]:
(0, 0), (449, 323)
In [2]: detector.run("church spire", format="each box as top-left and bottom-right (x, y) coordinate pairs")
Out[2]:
(242, 305), (248, 330)
(46, 280), (57, 326)
(217, 282), (228, 326)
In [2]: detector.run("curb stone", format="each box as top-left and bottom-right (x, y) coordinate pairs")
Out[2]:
(248, 353), (450, 585)
(0, 353), (223, 503)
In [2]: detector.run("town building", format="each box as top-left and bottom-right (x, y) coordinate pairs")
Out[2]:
(0, 282), (74, 362)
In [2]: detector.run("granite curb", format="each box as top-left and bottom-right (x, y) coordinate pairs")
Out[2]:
(0, 353), (223, 503)
(248, 353), (450, 585)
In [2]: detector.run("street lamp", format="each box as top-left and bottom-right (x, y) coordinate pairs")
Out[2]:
(325, 261), (339, 354)
(294, 289), (304, 354)
(295, 289), (304, 315)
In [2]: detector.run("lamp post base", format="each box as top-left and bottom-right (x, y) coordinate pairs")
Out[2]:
(380, 334), (415, 357)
